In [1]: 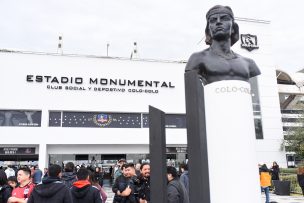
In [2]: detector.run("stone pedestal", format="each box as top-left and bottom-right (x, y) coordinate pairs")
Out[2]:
(204, 80), (260, 203)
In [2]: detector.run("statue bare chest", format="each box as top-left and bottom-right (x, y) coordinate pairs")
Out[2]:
(200, 56), (250, 78)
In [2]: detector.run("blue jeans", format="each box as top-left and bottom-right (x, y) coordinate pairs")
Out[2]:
(261, 186), (270, 203)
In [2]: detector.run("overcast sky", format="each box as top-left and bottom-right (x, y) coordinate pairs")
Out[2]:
(0, 0), (303, 72)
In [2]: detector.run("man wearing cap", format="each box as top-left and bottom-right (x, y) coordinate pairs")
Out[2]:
(185, 5), (260, 84)
(114, 159), (126, 182)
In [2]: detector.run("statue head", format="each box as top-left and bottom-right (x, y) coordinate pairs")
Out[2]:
(205, 5), (239, 46)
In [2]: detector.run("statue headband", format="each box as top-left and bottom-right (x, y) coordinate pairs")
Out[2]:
(206, 6), (234, 20)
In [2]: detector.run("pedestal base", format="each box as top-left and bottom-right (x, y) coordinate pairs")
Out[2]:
(204, 80), (260, 203)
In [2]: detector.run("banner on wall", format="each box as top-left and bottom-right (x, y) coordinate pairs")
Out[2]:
(61, 112), (142, 128)
(0, 147), (36, 155)
(0, 110), (41, 127)
(49, 111), (187, 129)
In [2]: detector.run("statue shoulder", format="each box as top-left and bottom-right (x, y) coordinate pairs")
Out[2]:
(242, 56), (261, 78)
(185, 49), (209, 72)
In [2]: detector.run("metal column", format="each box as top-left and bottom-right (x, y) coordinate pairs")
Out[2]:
(149, 106), (167, 203)
(185, 71), (211, 203)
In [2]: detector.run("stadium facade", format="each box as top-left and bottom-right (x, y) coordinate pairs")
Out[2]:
(0, 17), (286, 169)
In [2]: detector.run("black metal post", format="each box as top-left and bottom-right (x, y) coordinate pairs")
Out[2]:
(149, 106), (167, 203)
(185, 71), (211, 203)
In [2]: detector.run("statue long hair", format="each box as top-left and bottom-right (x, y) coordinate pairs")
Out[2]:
(204, 5), (239, 46)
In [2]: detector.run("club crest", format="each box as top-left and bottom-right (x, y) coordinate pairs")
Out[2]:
(93, 113), (112, 127)
(241, 34), (259, 51)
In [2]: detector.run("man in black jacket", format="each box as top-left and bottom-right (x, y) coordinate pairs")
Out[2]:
(27, 164), (72, 203)
(167, 166), (189, 203)
(112, 163), (137, 203)
(70, 168), (102, 203)
(138, 163), (150, 203)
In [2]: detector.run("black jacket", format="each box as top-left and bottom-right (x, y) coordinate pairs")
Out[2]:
(27, 177), (72, 203)
(61, 172), (77, 189)
(94, 172), (104, 187)
(271, 166), (280, 180)
(167, 178), (189, 203)
(70, 181), (102, 203)
(138, 175), (150, 201)
(0, 185), (12, 203)
(112, 175), (137, 203)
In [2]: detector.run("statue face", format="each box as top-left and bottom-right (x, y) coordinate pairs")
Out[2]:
(208, 13), (233, 41)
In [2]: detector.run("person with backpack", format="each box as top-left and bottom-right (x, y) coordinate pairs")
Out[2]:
(0, 169), (12, 203)
(167, 166), (189, 203)
(260, 164), (271, 203)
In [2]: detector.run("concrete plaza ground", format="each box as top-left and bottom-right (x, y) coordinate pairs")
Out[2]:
(261, 192), (304, 203)
(104, 191), (304, 203)
(103, 180), (304, 203)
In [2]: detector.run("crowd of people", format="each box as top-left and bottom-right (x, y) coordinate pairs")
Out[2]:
(0, 160), (190, 203)
(0, 162), (108, 203)
(4, 159), (304, 203)
(111, 159), (189, 203)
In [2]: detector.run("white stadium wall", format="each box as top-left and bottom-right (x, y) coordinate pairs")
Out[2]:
(0, 52), (187, 168)
(235, 19), (286, 167)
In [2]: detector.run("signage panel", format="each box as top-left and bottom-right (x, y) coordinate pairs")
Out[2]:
(0, 147), (36, 155)
(0, 110), (41, 127)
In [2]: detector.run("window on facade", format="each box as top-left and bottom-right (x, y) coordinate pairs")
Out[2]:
(49, 111), (62, 127)
(250, 77), (264, 139)
(142, 114), (186, 128)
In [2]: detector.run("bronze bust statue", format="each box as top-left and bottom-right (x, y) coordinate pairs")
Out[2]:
(185, 5), (261, 85)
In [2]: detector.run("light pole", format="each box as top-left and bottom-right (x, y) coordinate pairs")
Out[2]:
(106, 43), (110, 57)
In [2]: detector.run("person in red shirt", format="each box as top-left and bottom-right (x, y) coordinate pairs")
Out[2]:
(8, 167), (35, 203)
